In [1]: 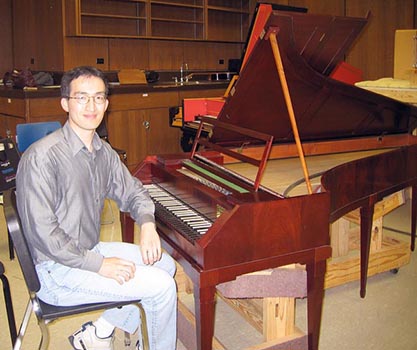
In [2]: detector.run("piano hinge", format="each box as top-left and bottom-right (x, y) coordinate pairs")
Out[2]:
(264, 26), (280, 40)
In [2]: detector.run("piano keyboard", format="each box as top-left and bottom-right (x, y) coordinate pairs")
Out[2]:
(144, 183), (213, 242)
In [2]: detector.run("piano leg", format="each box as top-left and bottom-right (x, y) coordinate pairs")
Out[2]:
(193, 284), (216, 350)
(306, 260), (326, 350)
(120, 213), (134, 243)
(359, 204), (375, 298)
(411, 184), (416, 252)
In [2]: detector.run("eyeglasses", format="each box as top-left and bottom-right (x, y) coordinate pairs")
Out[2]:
(67, 94), (107, 105)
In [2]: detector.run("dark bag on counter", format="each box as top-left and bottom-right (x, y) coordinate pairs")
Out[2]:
(33, 71), (54, 86)
(3, 68), (36, 89)
(145, 70), (159, 83)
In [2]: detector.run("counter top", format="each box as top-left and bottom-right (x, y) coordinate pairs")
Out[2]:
(0, 80), (229, 99)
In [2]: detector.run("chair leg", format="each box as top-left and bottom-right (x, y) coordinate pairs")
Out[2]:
(13, 300), (33, 350)
(0, 272), (17, 345)
(123, 304), (148, 349)
(8, 229), (15, 260)
(124, 331), (131, 348)
(38, 319), (50, 350)
(139, 303), (149, 350)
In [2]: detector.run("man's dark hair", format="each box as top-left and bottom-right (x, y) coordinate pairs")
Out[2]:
(60, 66), (109, 98)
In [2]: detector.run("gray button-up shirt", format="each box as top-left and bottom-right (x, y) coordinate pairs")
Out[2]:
(16, 122), (155, 272)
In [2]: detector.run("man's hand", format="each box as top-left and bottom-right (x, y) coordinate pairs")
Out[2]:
(98, 257), (136, 285)
(140, 222), (162, 265)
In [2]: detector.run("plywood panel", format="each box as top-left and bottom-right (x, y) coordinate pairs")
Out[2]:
(394, 30), (417, 83)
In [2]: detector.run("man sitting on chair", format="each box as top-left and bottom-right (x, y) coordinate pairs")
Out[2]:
(15, 66), (177, 350)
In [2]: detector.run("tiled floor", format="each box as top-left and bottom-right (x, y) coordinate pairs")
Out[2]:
(1, 198), (416, 350)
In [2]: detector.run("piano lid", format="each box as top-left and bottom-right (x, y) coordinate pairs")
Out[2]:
(287, 10), (369, 76)
(210, 10), (417, 146)
(239, 3), (307, 73)
(241, 3), (366, 76)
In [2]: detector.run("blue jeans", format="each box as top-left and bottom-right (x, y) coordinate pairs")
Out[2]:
(35, 242), (177, 350)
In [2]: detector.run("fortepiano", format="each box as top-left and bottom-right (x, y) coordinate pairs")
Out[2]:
(121, 9), (417, 350)
(209, 9), (417, 299)
(122, 132), (331, 350)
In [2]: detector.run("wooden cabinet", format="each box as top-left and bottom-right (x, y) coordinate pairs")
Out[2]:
(106, 107), (182, 170)
(0, 114), (24, 139)
(66, 0), (250, 42)
(178, 87), (226, 100)
(105, 86), (228, 170)
(106, 90), (181, 170)
(145, 108), (182, 155)
(0, 85), (227, 171)
(0, 94), (67, 139)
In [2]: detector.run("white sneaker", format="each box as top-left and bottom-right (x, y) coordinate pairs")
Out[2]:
(69, 321), (114, 350)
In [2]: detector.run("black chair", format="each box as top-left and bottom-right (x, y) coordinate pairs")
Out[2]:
(3, 189), (148, 350)
(0, 137), (21, 260)
(0, 260), (17, 346)
(96, 119), (128, 224)
(97, 118), (127, 163)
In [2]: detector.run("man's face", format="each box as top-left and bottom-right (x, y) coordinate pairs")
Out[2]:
(60, 75), (109, 134)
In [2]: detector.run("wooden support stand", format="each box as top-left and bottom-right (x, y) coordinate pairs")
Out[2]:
(326, 190), (411, 289)
(175, 264), (308, 350)
(174, 190), (411, 349)
(177, 288), (308, 350)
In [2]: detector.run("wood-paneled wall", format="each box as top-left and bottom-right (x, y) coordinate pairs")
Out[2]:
(61, 37), (243, 72)
(0, 0), (13, 76)
(0, 0), (415, 80)
(346, 0), (415, 80)
(12, 0), (64, 71)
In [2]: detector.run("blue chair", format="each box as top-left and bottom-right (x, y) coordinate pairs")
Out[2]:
(16, 122), (61, 153)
